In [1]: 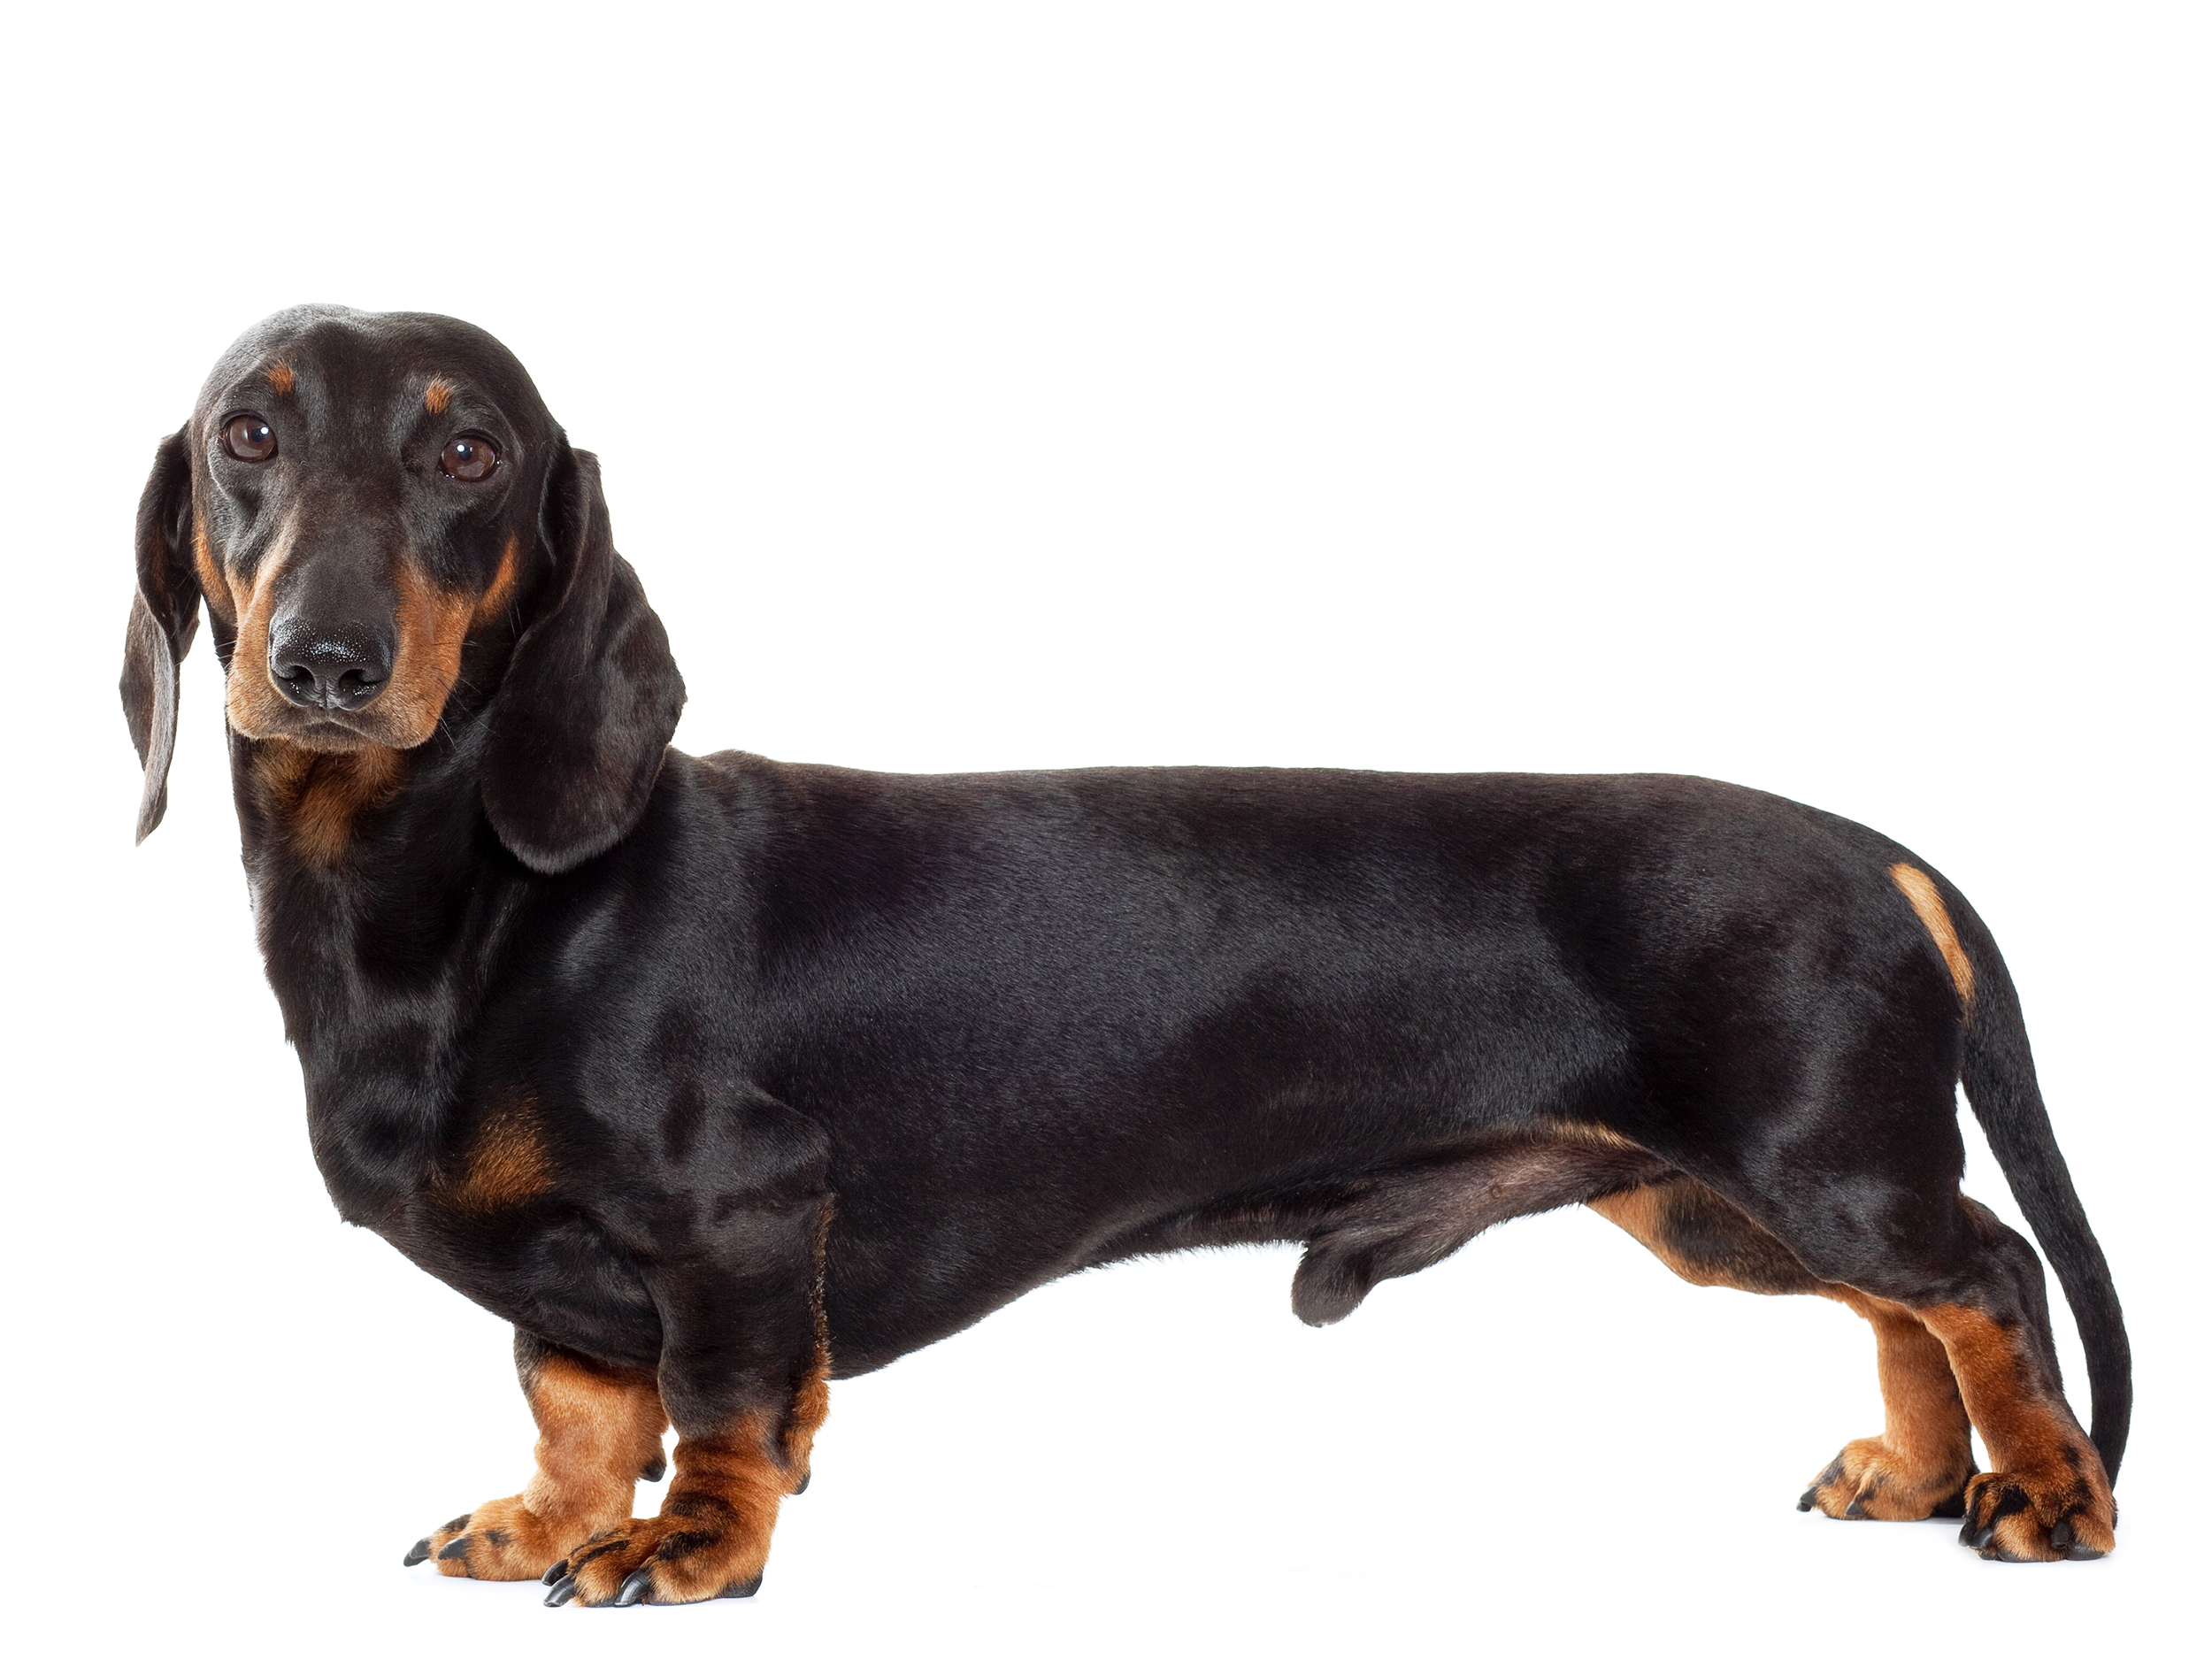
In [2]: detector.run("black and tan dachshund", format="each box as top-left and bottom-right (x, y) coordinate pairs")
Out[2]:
(122, 306), (2128, 1604)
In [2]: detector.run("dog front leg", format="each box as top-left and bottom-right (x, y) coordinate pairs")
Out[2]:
(541, 1192), (833, 1607)
(406, 1334), (668, 1580)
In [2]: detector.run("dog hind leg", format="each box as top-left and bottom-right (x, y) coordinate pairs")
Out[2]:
(1915, 1200), (2116, 1559)
(1799, 1288), (1976, 1520)
(1586, 1179), (1976, 1523)
(1613, 1164), (2116, 1560)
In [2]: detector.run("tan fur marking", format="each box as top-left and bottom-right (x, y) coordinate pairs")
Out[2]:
(266, 363), (296, 396)
(1586, 1184), (1679, 1262)
(1586, 1176), (1824, 1297)
(451, 1091), (558, 1210)
(429, 1352), (667, 1581)
(424, 378), (454, 415)
(224, 520), (303, 740)
(1889, 863), (1975, 1011)
(561, 1413), (792, 1603)
(1917, 1303), (2075, 1476)
(1917, 1301), (2116, 1559)
(546, 1210), (833, 1602)
(1804, 1287), (1976, 1518)
(191, 517), (236, 625)
(473, 534), (522, 626)
(379, 559), (474, 747)
(227, 530), (508, 752)
(1585, 1184), (1745, 1287)
(1828, 1289), (1974, 1471)
(1552, 1120), (1641, 1153)
(251, 741), (406, 864)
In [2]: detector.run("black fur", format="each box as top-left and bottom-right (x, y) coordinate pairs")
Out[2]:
(480, 442), (685, 874)
(127, 307), (2131, 1587)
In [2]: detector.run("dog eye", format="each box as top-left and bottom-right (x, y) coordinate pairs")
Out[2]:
(222, 414), (277, 463)
(440, 435), (501, 482)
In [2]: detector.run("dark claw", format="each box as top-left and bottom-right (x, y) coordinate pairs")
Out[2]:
(794, 1471), (810, 1496)
(436, 1537), (471, 1562)
(541, 1560), (571, 1586)
(544, 1576), (578, 1608)
(719, 1572), (764, 1599)
(1796, 1488), (1817, 1512)
(2048, 1519), (2073, 1551)
(403, 1537), (434, 1567)
(615, 1568), (654, 1607)
(1970, 1524), (1997, 1551)
(1843, 1495), (1870, 1519)
(641, 1455), (667, 1483)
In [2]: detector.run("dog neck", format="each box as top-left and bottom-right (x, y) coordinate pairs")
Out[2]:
(227, 698), (526, 1224)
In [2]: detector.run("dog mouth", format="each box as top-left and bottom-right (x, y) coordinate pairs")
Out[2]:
(228, 665), (408, 751)
(230, 609), (425, 750)
(240, 703), (388, 752)
(234, 657), (457, 754)
(276, 711), (387, 751)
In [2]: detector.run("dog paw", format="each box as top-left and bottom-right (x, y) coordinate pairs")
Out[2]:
(1796, 1436), (1973, 1521)
(403, 1495), (591, 1581)
(541, 1516), (766, 1607)
(1956, 1465), (2116, 1562)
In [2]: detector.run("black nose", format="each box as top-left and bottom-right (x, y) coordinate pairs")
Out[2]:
(268, 616), (396, 712)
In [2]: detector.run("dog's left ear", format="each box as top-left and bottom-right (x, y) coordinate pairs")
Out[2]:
(120, 427), (200, 841)
(481, 439), (686, 874)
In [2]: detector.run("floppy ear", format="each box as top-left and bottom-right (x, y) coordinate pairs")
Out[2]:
(481, 440), (687, 874)
(120, 427), (200, 841)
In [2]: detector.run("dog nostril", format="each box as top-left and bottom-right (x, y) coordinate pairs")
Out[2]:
(268, 618), (397, 712)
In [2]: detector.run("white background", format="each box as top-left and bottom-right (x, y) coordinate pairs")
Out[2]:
(3, 4), (2203, 1655)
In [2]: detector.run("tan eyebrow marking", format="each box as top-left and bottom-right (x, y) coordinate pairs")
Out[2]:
(425, 378), (454, 415)
(266, 364), (295, 395)
(1889, 862), (1975, 1011)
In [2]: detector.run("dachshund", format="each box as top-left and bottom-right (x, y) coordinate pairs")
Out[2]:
(121, 306), (2128, 1604)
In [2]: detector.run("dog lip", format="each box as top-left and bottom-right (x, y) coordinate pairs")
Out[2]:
(252, 708), (380, 750)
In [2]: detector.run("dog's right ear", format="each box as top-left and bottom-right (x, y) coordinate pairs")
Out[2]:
(120, 427), (201, 841)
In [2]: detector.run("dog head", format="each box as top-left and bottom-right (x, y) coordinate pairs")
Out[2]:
(123, 306), (685, 873)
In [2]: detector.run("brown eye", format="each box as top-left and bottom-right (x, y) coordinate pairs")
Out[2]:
(222, 414), (276, 463)
(440, 434), (500, 482)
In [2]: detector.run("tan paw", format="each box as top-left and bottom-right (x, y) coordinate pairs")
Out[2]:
(541, 1513), (767, 1607)
(1957, 1462), (2116, 1562)
(1798, 1436), (1974, 1521)
(403, 1494), (595, 1582)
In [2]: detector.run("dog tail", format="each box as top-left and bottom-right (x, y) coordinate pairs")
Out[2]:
(1938, 876), (2131, 1483)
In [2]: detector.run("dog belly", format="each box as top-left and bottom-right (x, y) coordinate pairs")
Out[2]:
(812, 1118), (1666, 1374)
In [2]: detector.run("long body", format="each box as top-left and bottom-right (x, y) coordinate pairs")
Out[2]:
(126, 307), (2128, 1605)
(278, 754), (1958, 1375)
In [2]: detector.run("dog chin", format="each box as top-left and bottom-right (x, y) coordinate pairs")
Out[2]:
(243, 718), (384, 755)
